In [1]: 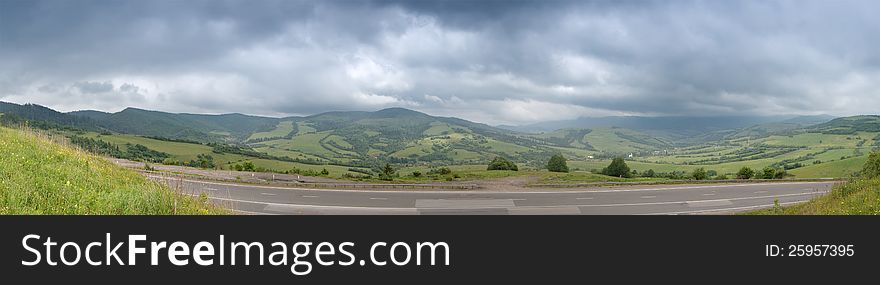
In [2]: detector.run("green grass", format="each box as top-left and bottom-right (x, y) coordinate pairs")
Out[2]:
(265, 132), (338, 157)
(0, 127), (224, 215)
(582, 127), (660, 154)
(747, 178), (880, 215)
(789, 156), (868, 178)
(247, 121), (294, 140)
(81, 132), (370, 179)
(536, 171), (668, 184)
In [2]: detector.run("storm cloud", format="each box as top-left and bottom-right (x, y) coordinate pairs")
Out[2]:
(2, 0), (879, 125)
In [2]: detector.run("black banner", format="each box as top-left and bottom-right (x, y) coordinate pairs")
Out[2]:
(1, 216), (875, 283)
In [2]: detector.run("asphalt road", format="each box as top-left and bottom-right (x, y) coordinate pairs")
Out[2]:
(150, 175), (835, 215)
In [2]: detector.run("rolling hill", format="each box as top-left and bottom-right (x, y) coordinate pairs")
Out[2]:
(2, 101), (877, 178)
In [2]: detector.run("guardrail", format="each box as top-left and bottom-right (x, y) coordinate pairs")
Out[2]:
(529, 178), (842, 188)
(138, 169), (479, 190)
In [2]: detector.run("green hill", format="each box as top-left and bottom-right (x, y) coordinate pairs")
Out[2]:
(0, 126), (223, 214)
(83, 107), (280, 142)
(806, 115), (880, 135)
(0, 101), (99, 130)
(5, 101), (880, 180)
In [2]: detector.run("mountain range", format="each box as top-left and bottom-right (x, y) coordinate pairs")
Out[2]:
(4, 100), (874, 167)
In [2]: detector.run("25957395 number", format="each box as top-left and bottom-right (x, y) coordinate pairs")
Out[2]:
(765, 244), (854, 257)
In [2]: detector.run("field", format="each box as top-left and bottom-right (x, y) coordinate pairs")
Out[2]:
(80, 132), (372, 179)
(0, 127), (223, 214)
(247, 121), (295, 140)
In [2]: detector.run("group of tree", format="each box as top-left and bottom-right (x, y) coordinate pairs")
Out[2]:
(601, 157), (631, 178)
(69, 136), (169, 163)
(736, 166), (786, 179)
(487, 156), (519, 171)
(186, 154), (215, 169)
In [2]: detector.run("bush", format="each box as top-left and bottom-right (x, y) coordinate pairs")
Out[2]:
(643, 169), (655, 178)
(863, 152), (880, 179)
(487, 157), (518, 171)
(427, 167), (453, 175)
(320, 168), (329, 176)
(716, 174), (729, 180)
(412, 171), (422, 177)
(601, 157), (631, 178)
(547, 154), (569, 173)
(736, 167), (754, 179)
(692, 167), (708, 180)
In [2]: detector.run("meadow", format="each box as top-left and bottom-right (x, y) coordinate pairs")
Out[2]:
(0, 127), (224, 214)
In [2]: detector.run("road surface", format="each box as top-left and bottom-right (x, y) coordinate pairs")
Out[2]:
(150, 175), (835, 215)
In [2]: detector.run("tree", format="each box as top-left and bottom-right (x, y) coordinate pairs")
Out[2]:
(547, 154), (569, 173)
(760, 167), (776, 179)
(602, 157), (631, 178)
(736, 167), (754, 179)
(487, 156), (518, 171)
(692, 167), (708, 180)
(706, 170), (718, 177)
(643, 169), (655, 177)
(381, 163), (395, 180)
(320, 168), (330, 176)
(863, 152), (880, 179)
(774, 168), (787, 179)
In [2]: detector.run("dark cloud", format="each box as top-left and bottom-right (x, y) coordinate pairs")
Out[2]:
(1, 0), (879, 125)
(73, 81), (114, 94)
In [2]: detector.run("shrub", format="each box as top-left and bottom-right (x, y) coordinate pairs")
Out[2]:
(736, 167), (754, 179)
(320, 168), (329, 176)
(643, 169), (655, 177)
(760, 167), (776, 179)
(487, 157), (518, 171)
(602, 157), (631, 178)
(412, 171), (422, 177)
(427, 167), (453, 175)
(547, 154), (569, 173)
(863, 152), (880, 179)
(692, 168), (708, 180)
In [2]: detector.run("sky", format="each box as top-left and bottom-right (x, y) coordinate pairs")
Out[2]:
(1, 0), (879, 125)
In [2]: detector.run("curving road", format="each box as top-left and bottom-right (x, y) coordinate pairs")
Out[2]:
(149, 175), (835, 215)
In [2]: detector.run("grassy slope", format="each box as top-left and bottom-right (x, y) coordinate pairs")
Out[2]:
(748, 178), (880, 215)
(0, 127), (224, 214)
(81, 133), (369, 178)
(247, 120), (294, 140)
(788, 155), (868, 178)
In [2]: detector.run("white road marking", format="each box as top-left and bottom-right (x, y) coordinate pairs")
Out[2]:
(302, 195), (319, 198)
(369, 197), (388, 200)
(205, 187), (218, 191)
(576, 197), (594, 200)
(196, 191), (826, 213)
(754, 191), (768, 194)
(511, 198), (527, 201)
(260, 193), (277, 196)
(640, 196), (656, 199)
(577, 192), (826, 208)
(643, 201), (808, 215)
(702, 193), (716, 196)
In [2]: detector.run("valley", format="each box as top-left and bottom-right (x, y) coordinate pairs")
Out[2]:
(2, 101), (878, 184)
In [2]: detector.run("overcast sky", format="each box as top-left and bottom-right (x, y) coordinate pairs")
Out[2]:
(1, 0), (879, 125)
